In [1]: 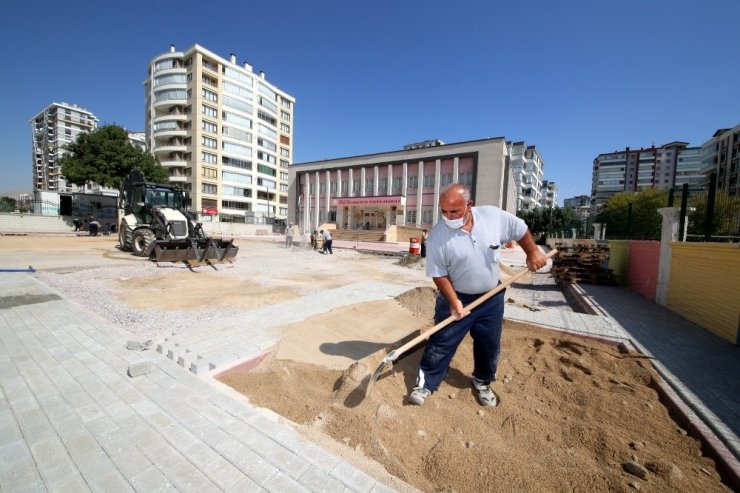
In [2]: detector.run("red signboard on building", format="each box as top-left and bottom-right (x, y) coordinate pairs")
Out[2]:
(332, 196), (403, 206)
(201, 207), (218, 215)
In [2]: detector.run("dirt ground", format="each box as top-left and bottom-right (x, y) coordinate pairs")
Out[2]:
(217, 286), (731, 492)
(3, 235), (732, 492)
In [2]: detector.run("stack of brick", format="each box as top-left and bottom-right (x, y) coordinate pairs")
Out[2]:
(551, 243), (617, 285)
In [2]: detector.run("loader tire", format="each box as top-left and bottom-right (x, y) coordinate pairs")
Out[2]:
(132, 229), (156, 258)
(119, 221), (133, 251)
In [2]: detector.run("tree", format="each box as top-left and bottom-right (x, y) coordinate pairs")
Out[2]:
(517, 206), (582, 240)
(60, 125), (168, 190)
(0, 196), (17, 213)
(595, 188), (668, 239)
(688, 188), (740, 238)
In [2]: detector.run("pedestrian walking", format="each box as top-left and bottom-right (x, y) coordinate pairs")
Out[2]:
(285, 223), (294, 248)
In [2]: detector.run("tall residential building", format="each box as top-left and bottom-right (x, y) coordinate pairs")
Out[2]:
(563, 194), (591, 228)
(30, 102), (99, 192)
(591, 141), (702, 211)
(701, 124), (740, 196)
(508, 141), (544, 211)
(540, 180), (557, 208)
(290, 137), (516, 233)
(145, 44), (295, 222)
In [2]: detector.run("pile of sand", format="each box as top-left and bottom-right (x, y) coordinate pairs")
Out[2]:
(218, 290), (730, 493)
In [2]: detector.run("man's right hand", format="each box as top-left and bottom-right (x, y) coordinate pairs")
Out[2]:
(451, 298), (470, 320)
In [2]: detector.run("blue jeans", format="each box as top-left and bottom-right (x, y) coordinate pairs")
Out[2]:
(415, 288), (505, 391)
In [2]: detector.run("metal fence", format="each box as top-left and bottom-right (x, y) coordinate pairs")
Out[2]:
(670, 172), (740, 243)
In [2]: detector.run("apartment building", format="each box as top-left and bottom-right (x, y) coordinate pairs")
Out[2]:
(290, 137), (516, 234)
(701, 125), (740, 196)
(508, 141), (544, 211)
(540, 180), (557, 208)
(591, 141), (702, 211)
(145, 44), (295, 222)
(30, 102), (99, 192)
(563, 194), (591, 227)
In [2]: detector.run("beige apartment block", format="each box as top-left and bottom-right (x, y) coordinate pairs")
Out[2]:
(145, 44), (295, 223)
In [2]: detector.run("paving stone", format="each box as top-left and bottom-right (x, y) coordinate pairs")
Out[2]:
(88, 469), (134, 493)
(127, 357), (152, 378)
(262, 471), (311, 493)
(298, 466), (347, 493)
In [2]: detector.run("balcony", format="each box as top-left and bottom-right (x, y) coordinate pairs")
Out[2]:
(169, 175), (187, 183)
(152, 113), (187, 124)
(154, 143), (187, 153)
(153, 127), (186, 138)
(160, 160), (187, 168)
(153, 98), (187, 110)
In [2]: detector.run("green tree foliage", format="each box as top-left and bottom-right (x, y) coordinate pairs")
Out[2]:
(517, 207), (582, 235)
(60, 125), (168, 189)
(688, 189), (740, 238)
(0, 196), (17, 213)
(595, 188), (668, 239)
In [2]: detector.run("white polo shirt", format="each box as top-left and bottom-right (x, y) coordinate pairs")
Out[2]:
(425, 206), (528, 294)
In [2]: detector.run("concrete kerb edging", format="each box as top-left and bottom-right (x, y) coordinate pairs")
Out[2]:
(563, 283), (740, 489)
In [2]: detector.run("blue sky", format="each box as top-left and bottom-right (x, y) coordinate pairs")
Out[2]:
(1, 0), (739, 203)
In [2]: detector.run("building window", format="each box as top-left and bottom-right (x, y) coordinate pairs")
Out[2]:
(281, 123), (290, 133)
(393, 177), (401, 191)
(222, 171), (252, 184)
(257, 138), (277, 151)
(422, 209), (434, 223)
(202, 120), (217, 133)
(459, 172), (473, 186)
(342, 182), (349, 194)
(202, 88), (218, 102)
(280, 148), (289, 157)
(330, 182), (337, 193)
(406, 210), (417, 223)
(257, 164), (276, 176)
(223, 141), (252, 157)
(280, 110), (291, 122)
(201, 151), (217, 164)
(202, 168), (218, 179)
(379, 178), (387, 193)
(423, 174), (434, 188)
(353, 181), (360, 193)
(202, 183), (217, 194)
(408, 176), (418, 189)
(202, 104), (217, 118)
(441, 173), (453, 187)
(202, 136), (217, 149)
(222, 156), (252, 170)
(365, 179), (374, 192)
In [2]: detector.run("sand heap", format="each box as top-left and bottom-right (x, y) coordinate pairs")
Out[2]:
(218, 289), (731, 493)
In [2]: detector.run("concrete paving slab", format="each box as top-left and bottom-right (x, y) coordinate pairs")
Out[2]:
(0, 273), (411, 493)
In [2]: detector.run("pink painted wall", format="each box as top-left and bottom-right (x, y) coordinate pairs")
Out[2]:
(627, 240), (660, 301)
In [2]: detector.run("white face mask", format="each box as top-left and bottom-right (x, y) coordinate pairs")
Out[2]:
(442, 211), (468, 230)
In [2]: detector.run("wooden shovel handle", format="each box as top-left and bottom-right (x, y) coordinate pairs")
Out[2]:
(387, 248), (557, 362)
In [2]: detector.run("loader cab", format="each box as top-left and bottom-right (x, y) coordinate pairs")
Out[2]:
(143, 186), (184, 210)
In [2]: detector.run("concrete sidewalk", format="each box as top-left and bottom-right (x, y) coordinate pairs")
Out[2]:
(0, 273), (402, 493)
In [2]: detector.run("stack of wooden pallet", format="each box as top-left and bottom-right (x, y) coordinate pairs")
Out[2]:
(551, 243), (617, 285)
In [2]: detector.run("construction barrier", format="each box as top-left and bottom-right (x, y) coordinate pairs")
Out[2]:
(409, 237), (421, 255)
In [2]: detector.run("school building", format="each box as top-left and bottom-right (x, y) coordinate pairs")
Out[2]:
(288, 137), (517, 235)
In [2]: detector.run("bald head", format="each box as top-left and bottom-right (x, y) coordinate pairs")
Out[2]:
(439, 183), (472, 222)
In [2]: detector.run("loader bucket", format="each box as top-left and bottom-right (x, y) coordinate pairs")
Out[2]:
(153, 238), (239, 263)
